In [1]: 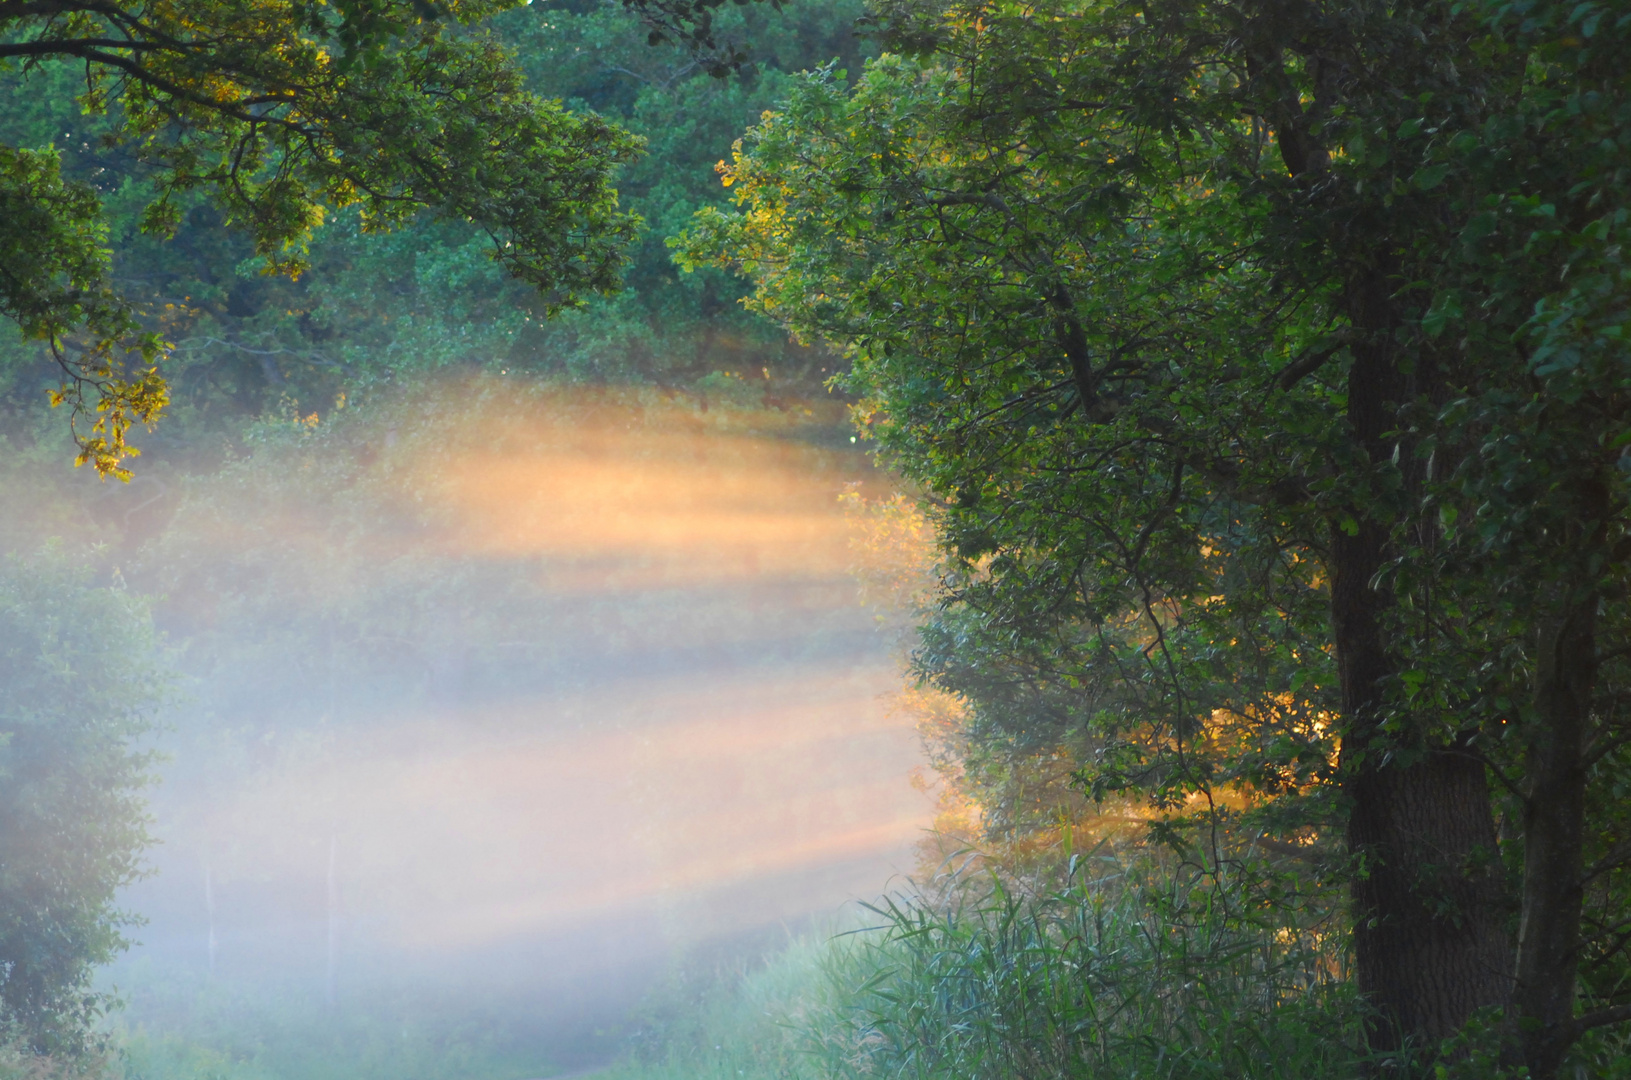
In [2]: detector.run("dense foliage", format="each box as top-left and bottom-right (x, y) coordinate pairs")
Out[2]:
(681, 0), (1631, 1072)
(0, 0), (656, 474)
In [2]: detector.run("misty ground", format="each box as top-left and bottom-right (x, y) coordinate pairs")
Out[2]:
(7, 381), (932, 1080)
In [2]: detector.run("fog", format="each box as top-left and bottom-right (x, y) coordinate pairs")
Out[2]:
(41, 383), (932, 1073)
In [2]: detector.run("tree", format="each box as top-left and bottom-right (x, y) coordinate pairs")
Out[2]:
(678, 0), (1631, 1073)
(1, 0), (645, 475)
(0, 551), (166, 1054)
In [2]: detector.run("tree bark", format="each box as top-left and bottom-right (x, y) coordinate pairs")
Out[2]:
(1332, 525), (1512, 1056)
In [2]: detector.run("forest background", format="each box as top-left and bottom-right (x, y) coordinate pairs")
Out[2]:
(5, 0), (1631, 1079)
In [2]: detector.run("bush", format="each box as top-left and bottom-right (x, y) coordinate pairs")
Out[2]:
(0, 552), (166, 1053)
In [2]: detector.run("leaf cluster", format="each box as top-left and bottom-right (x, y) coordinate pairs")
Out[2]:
(2, 0), (644, 472)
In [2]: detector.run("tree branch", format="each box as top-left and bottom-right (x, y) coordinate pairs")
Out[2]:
(0, 37), (162, 56)
(1275, 331), (1351, 390)
(0, 39), (309, 129)
(1575, 1003), (1631, 1036)
(1583, 837), (1631, 885)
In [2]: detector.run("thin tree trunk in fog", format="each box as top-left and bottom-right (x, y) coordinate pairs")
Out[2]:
(204, 857), (217, 979)
(326, 622), (337, 721)
(326, 835), (338, 1009)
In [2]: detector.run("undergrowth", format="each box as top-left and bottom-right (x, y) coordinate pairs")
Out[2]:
(616, 856), (1370, 1080)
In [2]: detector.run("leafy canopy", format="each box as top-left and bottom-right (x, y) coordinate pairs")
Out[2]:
(679, 12), (1357, 839)
(1, 0), (645, 474)
(681, 0), (1631, 863)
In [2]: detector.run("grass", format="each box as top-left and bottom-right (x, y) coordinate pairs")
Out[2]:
(832, 869), (1363, 1080)
(606, 859), (1368, 1080)
(97, 972), (566, 1080)
(606, 931), (869, 1080)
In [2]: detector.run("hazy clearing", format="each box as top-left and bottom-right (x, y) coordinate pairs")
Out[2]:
(3, 380), (932, 1078)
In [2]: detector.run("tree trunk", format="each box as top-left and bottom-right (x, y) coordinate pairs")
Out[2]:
(1510, 582), (1599, 1076)
(1345, 750), (1510, 1050)
(1331, 524), (1512, 1057)
(1331, 302), (1510, 1058)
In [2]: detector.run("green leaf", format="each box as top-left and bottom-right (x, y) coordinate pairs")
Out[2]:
(1412, 163), (1450, 190)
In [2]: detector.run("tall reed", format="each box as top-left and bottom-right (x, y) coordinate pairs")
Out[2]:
(804, 859), (1364, 1080)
